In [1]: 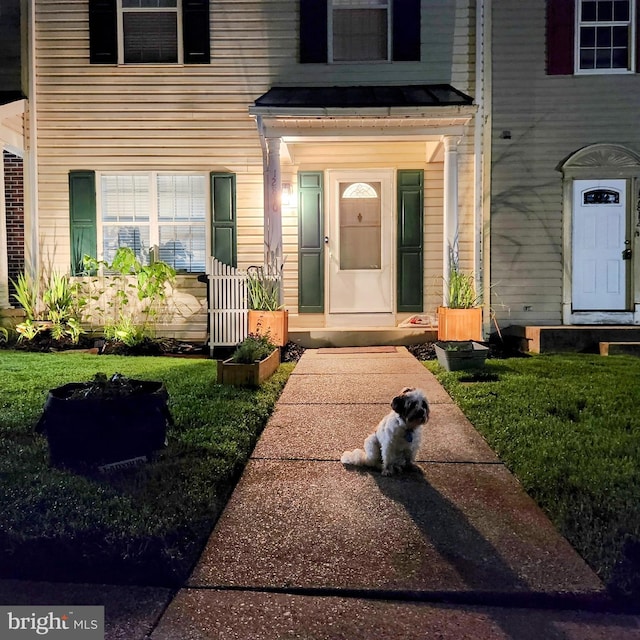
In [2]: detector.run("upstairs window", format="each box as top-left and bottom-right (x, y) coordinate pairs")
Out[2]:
(577, 0), (634, 72)
(331, 0), (389, 62)
(547, 0), (637, 74)
(89, 0), (210, 64)
(121, 0), (180, 64)
(300, 0), (420, 64)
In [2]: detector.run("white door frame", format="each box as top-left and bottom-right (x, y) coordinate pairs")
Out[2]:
(561, 144), (640, 325)
(325, 168), (395, 327)
(571, 179), (628, 312)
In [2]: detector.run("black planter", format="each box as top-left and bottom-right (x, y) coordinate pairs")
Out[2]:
(35, 379), (172, 468)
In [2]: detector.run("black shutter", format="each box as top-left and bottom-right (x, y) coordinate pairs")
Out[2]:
(69, 171), (97, 275)
(89, 0), (117, 64)
(298, 172), (324, 313)
(546, 0), (574, 75)
(393, 0), (421, 62)
(183, 0), (210, 64)
(300, 0), (328, 63)
(637, 0), (640, 72)
(397, 170), (424, 312)
(210, 173), (237, 267)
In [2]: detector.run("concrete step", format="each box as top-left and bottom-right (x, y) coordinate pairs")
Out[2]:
(599, 341), (640, 356)
(289, 326), (437, 348)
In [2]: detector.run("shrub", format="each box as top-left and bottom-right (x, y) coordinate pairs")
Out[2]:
(231, 333), (276, 364)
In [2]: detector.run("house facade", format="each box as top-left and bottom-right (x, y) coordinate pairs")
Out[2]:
(5, 0), (482, 341)
(490, 0), (640, 329)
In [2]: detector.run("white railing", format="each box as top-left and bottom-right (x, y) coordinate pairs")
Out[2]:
(208, 257), (248, 350)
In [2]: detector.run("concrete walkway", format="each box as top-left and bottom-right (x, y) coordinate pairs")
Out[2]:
(150, 347), (640, 639)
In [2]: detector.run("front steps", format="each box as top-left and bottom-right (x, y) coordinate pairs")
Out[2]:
(289, 326), (437, 348)
(505, 325), (640, 354)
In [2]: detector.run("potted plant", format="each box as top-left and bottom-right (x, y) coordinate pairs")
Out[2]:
(217, 333), (280, 387)
(437, 254), (483, 341)
(434, 340), (489, 371)
(246, 262), (288, 347)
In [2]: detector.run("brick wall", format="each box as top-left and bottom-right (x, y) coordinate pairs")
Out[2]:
(4, 150), (25, 301)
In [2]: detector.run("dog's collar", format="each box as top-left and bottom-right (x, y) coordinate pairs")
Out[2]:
(404, 431), (413, 443)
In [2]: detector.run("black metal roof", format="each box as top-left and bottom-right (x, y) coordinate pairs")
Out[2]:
(254, 84), (473, 109)
(0, 91), (26, 106)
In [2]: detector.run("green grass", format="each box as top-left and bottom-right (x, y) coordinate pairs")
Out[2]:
(0, 351), (294, 586)
(425, 353), (640, 600)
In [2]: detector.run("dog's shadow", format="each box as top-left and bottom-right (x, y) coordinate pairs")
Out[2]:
(344, 464), (573, 640)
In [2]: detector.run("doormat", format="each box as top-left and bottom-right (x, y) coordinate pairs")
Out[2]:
(317, 346), (398, 354)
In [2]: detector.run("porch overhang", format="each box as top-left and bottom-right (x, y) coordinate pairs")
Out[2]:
(0, 94), (27, 154)
(250, 84), (477, 312)
(250, 84), (475, 142)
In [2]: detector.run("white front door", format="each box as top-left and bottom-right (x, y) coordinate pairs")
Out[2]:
(572, 179), (627, 311)
(327, 169), (394, 326)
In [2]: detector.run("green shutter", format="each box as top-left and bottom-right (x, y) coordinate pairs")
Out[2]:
(397, 170), (424, 312)
(69, 171), (97, 275)
(298, 172), (324, 313)
(210, 172), (237, 267)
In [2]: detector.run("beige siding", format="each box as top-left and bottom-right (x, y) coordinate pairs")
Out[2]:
(33, 0), (478, 334)
(491, 0), (640, 327)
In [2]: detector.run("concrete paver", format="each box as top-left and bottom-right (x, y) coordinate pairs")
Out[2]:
(187, 460), (603, 595)
(253, 402), (500, 463)
(153, 590), (640, 640)
(0, 580), (173, 640)
(278, 371), (453, 405)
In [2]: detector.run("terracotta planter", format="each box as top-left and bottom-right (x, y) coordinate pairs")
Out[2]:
(435, 341), (489, 371)
(217, 347), (280, 387)
(437, 306), (483, 341)
(35, 379), (171, 468)
(248, 309), (288, 346)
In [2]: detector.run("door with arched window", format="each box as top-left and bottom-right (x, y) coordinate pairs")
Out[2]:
(572, 179), (628, 310)
(327, 169), (394, 325)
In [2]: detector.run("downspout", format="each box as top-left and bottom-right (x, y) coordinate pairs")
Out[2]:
(474, 0), (492, 336)
(24, 0), (39, 280)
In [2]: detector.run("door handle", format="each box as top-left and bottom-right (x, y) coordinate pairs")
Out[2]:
(622, 248), (633, 260)
(324, 236), (329, 244)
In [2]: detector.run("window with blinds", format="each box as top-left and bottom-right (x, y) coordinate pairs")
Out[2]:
(100, 173), (207, 272)
(121, 0), (181, 64)
(330, 0), (390, 62)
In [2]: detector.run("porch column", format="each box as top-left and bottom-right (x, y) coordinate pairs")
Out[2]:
(264, 137), (283, 272)
(443, 135), (460, 306)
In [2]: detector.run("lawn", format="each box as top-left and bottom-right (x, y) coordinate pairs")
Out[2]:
(0, 350), (294, 586)
(424, 353), (640, 602)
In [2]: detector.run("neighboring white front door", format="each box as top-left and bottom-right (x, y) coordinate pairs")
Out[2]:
(327, 169), (394, 326)
(572, 179), (627, 311)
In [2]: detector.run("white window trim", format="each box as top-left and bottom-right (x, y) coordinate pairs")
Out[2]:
(574, 0), (636, 75)
(96, 171), (210, 272)
(327, 0), (391, 64)
(116, 0), (184, 66)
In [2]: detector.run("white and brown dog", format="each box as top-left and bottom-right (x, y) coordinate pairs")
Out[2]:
(341, 387), (429, 476)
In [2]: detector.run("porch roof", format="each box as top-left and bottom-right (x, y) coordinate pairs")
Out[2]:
(0, 91), (25, 107)
(254, 84), (473, 109)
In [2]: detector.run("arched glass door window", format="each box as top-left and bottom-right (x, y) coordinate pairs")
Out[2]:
(583, 188), (621, 204)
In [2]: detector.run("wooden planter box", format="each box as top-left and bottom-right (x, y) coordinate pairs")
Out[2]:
(435, 341), (489, 371)
(248, 310), (288, 347)
(437, 306), (483, 341)
(217, 347), (281, 387)
(35, 380), (170, 469)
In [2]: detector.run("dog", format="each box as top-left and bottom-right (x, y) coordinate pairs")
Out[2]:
(341, 387), (429, 476)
